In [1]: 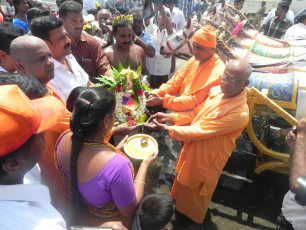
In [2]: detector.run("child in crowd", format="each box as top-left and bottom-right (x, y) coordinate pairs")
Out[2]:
(132, 193), (175, 230)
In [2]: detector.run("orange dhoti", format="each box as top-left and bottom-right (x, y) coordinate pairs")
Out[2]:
(171, 177), (215, 223)
(168, 86), (249, 223)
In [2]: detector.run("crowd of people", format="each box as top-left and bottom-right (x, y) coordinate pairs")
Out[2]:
(0, 0), (305, 229)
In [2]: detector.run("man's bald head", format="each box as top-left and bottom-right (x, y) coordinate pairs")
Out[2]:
(11, 36), (47, 61)
(10, 36), (54, 84)
(220, 60), (252, 98)
(97, 9), (112, 32)
(98, 9), (111, 17)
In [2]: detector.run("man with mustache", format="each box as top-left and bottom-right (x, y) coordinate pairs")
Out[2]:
(59, 1), (112, 83)
(105, 17), (147, 73)
(31, 15), (91, 102)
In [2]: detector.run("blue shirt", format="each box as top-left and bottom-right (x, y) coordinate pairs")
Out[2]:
(139, 31), (156, 49)
(13, 17), (29, 33)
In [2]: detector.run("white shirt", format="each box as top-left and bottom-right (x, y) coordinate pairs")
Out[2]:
(0, 184), (66, 230)
(24, 164), (41, 184)
(48, 54), (89, 102)
(148, 28), (175, 75)
(263, 8), (295, 25)
(144, 18), (158, 36)
(283, 23), (306, 39)
(282, 190), (306, 230)
(169, 7), (186, 31)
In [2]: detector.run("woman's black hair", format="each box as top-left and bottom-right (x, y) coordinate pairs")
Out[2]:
(13, 0), (27, 15)
(66, 86), (87, 112)
(69, 87), (115, 224)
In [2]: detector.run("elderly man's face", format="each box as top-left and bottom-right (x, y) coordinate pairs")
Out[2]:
(192, 42), (215, 64)
(61, 12), (84, 38)
(18, 43), (54, 84)
(98, 11), (111, 32)
(47, 26), (71, 60)
(220, 67), (248, 98)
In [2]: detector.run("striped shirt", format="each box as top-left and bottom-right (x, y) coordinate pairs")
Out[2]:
(0, 184), (66, 230)
(263, 16), (293, 39)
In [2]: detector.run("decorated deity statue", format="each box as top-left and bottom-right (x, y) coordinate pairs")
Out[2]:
(95, 63), (149, 126)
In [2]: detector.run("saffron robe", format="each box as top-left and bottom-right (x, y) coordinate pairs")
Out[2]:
(154, 54), (225, 111)
(169, 86), (249, 222)
(38, 87), (71, 218)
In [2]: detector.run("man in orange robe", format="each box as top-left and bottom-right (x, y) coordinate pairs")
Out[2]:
(146, 25), (225, 112)
(146, 60), (252, 229)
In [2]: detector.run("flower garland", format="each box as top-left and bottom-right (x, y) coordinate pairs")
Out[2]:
(94, 63), (150, 126)
(114, 88), (146, 126)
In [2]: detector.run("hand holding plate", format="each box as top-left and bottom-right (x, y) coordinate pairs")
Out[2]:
(116, 135), (129, 152)
(142, 148), (158, 165)
(112, 123), (137, 136)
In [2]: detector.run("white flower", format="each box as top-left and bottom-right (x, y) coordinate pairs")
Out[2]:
(114, 90), (146, 123)
(84, 14), (95, 23)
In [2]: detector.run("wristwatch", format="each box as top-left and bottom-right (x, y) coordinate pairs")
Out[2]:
(134, 35), (138, 42)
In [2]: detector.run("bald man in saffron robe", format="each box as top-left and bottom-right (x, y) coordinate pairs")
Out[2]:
(146, 25), (225, 112)
(146, 60), (251, 229)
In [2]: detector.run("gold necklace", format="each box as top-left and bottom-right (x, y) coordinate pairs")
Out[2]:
(83, 141), (106, 147)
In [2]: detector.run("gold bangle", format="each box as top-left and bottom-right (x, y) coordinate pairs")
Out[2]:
(134, 180), (145, 185)
(134, 35), (138, 42)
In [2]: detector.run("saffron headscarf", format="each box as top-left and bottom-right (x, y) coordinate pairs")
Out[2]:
(192, 25), (216, 48)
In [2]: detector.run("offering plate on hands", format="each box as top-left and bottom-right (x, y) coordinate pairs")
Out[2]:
(124, 134), (158, 160)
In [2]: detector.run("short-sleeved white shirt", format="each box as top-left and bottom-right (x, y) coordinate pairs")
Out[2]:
(148, 28), (176, 76)
(169, 7), (186, 31)
(48, 54), (89, 102)
(0, 184), (66, 230)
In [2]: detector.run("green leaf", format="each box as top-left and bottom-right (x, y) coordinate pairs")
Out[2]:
(111, 66), (119, 77)
(109, 85), (116, 91)
(136, 65), (142, 76)
(91, 83), (104, 87)
(142, 83), (151, 92)
(118, 62), (124, 72)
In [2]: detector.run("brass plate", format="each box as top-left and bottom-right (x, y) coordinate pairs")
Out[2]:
(124, 134), (158, 160)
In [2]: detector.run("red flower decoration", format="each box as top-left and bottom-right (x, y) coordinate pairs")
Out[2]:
(128, 120), (137, 126)
(127, 117), (134, 121)
(115, 85), (121, 93)
(136, 89), (144, 96)
(126, 112), (131, 116)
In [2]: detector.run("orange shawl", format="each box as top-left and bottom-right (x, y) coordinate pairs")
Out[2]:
(154, 54), (225, 111)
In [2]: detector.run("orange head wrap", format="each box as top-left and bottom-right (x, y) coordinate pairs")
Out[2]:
(192, 25), (216, 48)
